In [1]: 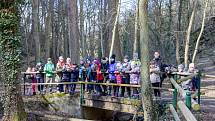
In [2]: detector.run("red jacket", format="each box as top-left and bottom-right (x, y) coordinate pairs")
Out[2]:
(96, 64), (104, 81)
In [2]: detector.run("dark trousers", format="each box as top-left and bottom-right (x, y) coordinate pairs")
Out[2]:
(70, 78), (77, 94)
(152, 82), (161, 97)
(121, 77), (131, 97)
(96, 80), (102, 93)
(36, 77), (44, 92)
(108, 79), (117, 96)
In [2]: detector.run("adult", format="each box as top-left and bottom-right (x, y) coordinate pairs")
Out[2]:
(153, 52), (166, 87)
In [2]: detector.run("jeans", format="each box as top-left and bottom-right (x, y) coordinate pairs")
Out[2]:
(121, 77), (131, 97)
(70, 78), (77, 94)
(36, 77), (44, 92)
(152, 82), (161, 97)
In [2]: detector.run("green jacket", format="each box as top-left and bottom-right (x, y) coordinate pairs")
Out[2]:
(44, 63), (55, 77)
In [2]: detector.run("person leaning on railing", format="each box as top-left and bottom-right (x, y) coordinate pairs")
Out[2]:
(70, 63), (79, 95)
(56, 56), (65, 92)
(44, 58), (55, 93)
(150, 61), (161, 97)
(35, 62), (44, 94)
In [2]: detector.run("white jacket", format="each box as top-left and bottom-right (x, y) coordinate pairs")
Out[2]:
(150, 66), (161, 83)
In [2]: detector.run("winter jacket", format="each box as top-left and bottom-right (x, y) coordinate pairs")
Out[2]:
(130, 60), (141, 84)
(150, 66), (161, 83)
(71, 65), (79, 80)
(36, 65), (44, 79)
(79, 64), (86, 80)
(108, 63), (116, 80)
(122, 62), (131, 78)
(96, 64), (104, 81)
(62, 64), (72, 81)
(44, 63), (55, 77)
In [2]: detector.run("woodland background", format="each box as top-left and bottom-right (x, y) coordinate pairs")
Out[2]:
(20, 0), (215, 66)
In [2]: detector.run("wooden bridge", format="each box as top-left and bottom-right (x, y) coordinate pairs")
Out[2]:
(19, 72), (215, 120)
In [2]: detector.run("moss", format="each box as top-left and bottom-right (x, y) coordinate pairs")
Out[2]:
(12, 111), (27, 121)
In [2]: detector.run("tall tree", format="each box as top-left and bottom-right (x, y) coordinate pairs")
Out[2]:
(68, 0), (80, 63)
(45, 0), (54, 59)
(184, 0), (197, 69)
(109, 0), (121, 61)
(139, 0), (154, 120)
(0, 1), (27, 120)
(79, 0), (86, 58)
(133, 0), (140, 54)
(32, 0), (41, 62)
(192, 0), (208, 63)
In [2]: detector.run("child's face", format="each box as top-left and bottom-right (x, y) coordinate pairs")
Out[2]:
(178, 67), (183, 72)
(150, 64), (155, 68)
(32, 68), (36, 72)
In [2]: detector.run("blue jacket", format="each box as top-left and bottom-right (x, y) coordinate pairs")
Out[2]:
(108, 63), (116, 80)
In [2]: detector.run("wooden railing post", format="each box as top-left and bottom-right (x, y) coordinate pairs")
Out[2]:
(173, 88), (178, 109)
(197, 72), (201, 105)
(80, 82), (84, 105)
(23, 74), (26, 95)
(185, 91), (191, 109)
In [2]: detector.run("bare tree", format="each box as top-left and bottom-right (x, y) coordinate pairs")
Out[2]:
(184, 0), (197, 68)
(192, 0), (209, 63)
(139, 0), (154, 120)
(32, 0), (41, 61)
(68, 0), (80, 63)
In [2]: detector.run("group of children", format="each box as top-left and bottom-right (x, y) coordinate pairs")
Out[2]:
(25, 53), (142, 98)
(25, 51), (199, 98)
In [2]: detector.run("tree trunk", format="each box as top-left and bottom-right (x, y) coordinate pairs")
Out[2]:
(80, 0), (86, 58)
(133, 0), (140, 54)
(139, 0), (154, 120)
(192, 0), (208, 63)
(109, 0), (121, 61)
(184, 0), (197, 69)
(0, 1), (27, 120)
(68, 0), (80, 63)
(32, 0), (41, 62)
(45, 0), (54, 59)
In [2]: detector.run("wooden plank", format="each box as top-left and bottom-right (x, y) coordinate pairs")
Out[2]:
(177, 101), (197, 121)
(169, 104), (181, 121)
(170, 78), (200, 111)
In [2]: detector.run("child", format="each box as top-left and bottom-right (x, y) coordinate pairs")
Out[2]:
(79, 59), (86, 91)
(115, 62), (123, 97)
(31, 67), (37, 95)
(108, 55), (117, 96)
(86, 59), (93, 93)
(96, 61), (104, 95)
(70, 64), (79, 95)
(44, 58), (55, 93)
(36, 62), (44, 94)
(62, 58), (72, 93)
(101, 57), (109, 95)
(150, 61), (161, 97)
(130, 53), (141, 99)
(56, 56), (65, 92)
(121, 55), (131, 97)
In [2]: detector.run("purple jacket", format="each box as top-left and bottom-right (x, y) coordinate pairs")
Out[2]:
(108, 63), (116, 80)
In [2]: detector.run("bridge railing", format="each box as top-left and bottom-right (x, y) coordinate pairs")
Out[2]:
(20, 71), (215, 120)
(168, 72), (203, 121)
